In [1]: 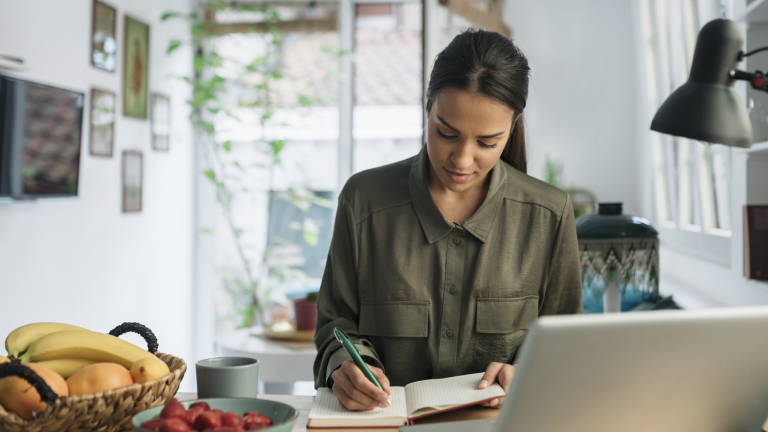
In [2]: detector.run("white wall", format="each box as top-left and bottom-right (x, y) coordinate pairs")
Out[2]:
(504, 0), (642, 214)
(0, 0), (196, 390)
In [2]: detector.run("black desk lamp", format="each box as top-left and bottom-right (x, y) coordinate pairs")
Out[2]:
(651, 19), (768, 148)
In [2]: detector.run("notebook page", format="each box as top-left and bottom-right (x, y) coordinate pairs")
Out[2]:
(308, 387), (408, 426)
(404, 373), (506, 417)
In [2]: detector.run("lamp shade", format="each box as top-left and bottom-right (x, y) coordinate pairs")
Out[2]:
(651, 19), (752, 148)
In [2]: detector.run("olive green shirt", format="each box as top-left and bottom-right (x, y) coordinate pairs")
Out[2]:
(313, 146), (583, 389)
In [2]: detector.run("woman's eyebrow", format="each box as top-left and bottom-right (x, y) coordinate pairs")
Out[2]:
(437, 115), (505, 139)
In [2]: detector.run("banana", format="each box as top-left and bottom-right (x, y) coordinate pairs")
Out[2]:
(35, 358), (99, 379)
(5, 322), (88, 358)
(18, 330), (154, 369)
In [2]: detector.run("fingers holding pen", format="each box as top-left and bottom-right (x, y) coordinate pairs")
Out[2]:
(332, 360), (391, 411)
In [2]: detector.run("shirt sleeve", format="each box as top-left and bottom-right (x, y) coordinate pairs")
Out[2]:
(313, 195), (384, 389)
(539, 194), (584, 316)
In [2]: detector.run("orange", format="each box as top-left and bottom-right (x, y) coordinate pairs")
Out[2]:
(0, 363), (68, 420)
(66, 362), (133, 396)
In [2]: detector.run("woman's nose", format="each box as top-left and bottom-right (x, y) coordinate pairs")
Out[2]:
(452, 142), (474, 170)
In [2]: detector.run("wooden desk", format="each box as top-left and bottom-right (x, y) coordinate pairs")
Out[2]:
(176, 393), (499, 432)
(179, 393), (768, 432)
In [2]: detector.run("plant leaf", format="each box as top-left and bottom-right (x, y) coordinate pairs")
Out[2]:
(167, 40), (182, 54)
(245, 57), (266, 72)
(268, 140), (285, 156)
(203, 169), (217, 182)
(194, 56), (205, 73)
(298, 94), (312, 107)
(193, 121), (215, 134)
(222, 140), (232, 152)
(161, 12), (183, 21)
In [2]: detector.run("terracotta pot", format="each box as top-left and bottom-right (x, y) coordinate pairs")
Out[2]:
(294, 298), (317, 331)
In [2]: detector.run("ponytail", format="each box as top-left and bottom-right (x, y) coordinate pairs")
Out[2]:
(501, 113), (527, 173)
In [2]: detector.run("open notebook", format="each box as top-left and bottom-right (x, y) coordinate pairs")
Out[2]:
(307, 373), (506, 428)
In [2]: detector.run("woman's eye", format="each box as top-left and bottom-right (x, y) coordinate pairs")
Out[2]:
(478, 141), (498, 149)
(437, 128), (457, 139)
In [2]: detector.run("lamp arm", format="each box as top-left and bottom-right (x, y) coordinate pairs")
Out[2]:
(730, 69), (768, 93)
(740, 46), (768, 59)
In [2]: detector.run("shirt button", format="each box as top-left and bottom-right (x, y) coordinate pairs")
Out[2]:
(449, 285), (457, 294)
(453, 238), (461, 245)
(446, 329), (454, 337)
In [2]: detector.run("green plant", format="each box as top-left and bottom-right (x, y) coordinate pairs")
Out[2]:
(542, 153), (564, 190)
(162, 2), (336, 328)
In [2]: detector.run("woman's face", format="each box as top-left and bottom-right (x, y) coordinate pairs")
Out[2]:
(426, 88), (515, 193)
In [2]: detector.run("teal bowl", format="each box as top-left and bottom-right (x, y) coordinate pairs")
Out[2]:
(132, 398), (299, 432)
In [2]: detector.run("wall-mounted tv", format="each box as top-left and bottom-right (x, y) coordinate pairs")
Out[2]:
(0, 75), (84, 198)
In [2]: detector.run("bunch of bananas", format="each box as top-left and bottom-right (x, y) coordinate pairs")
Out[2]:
(1, 322), (173, 421)
(4, 322), (165, 379)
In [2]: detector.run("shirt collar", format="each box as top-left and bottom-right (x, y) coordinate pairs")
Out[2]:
(409, 145), (508, 244)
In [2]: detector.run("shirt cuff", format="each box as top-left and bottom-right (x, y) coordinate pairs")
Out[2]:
(325, 344), (384, 388)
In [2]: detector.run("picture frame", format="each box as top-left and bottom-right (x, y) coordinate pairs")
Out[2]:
(151, 93), (170, 151)
(91, 0), (117, 72)
(123, 15), (150, 119)
(122, 150), (143, 213)
(89, 88), (116, 157)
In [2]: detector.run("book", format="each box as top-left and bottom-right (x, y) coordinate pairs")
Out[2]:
(744, 205), (768, 280)
(307, 372), (506, 429)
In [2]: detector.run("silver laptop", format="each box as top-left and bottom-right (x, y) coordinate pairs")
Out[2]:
(402, 306), (768, 432)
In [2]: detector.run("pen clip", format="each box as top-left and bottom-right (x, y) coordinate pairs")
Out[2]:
(334, 327), (356, 351)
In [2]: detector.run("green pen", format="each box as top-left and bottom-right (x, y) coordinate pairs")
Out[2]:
(334, 326), (391, 406)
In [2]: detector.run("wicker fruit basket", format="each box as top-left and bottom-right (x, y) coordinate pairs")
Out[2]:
(0, 324), (187, 432)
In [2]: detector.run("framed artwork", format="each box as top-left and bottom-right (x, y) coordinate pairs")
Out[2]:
(151, 93), (170, 151)
(123, 15), (150, 119)
(89, 88), (115, 157)
(122, 150), (143, 212)
(91, 0), (117, 72)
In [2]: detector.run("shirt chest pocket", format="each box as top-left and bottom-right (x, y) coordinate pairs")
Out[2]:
(359, 301), (429, 337)
(470, 296), (539, 370)
(475, 296), (539, 333)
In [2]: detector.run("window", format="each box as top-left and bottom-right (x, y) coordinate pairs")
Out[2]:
(353, 3), (424, 173)
(640, 0), (732, 263)
(202, 0), (450, 331)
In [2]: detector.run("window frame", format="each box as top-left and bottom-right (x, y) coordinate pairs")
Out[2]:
(642, 0), (733, 265)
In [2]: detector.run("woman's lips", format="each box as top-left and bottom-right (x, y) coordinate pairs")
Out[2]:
(445, 168), (472, 183)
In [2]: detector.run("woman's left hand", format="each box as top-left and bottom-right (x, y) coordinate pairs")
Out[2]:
(477, 362), (516, 408)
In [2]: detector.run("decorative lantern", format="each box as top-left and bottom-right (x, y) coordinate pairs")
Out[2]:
(576, 203), (659, 313)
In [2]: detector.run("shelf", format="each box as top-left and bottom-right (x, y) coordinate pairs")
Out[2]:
(0, 55), (24, 70)
(739, 140), (768, 153)
(739, 0), (768, 23)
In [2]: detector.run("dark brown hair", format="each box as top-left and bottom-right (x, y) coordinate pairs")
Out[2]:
(426, 29), (530, 173)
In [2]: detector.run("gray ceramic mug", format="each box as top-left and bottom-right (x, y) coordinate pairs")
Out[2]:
(196, 357), (260, 399)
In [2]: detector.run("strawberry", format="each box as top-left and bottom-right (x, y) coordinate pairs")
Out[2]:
(193, 411), (223, 430)
(160, 400), (187, 421)
(222, 412), (245, 428)
(189, 401), (211, 412)
(159, 418), (191, 432)
(185, 406), (205, 426)
(139, 419), (164, 431)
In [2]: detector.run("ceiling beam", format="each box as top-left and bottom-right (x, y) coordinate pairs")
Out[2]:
(438, 0), (512, 38)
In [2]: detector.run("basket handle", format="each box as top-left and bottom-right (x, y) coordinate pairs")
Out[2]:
(0, 362), (58, 404)
(108, 322), (159, 354)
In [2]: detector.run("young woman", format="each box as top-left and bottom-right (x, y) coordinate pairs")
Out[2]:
(312, 29), (583, 411)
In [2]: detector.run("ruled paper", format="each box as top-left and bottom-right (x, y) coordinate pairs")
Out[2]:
(404, 372), (506, 417)
(307, 387), (408, 427)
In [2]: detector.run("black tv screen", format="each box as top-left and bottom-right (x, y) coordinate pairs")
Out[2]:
(0, 75), (84, 198)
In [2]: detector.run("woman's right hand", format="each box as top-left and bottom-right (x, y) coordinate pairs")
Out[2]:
(331, 359), (391, 411)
